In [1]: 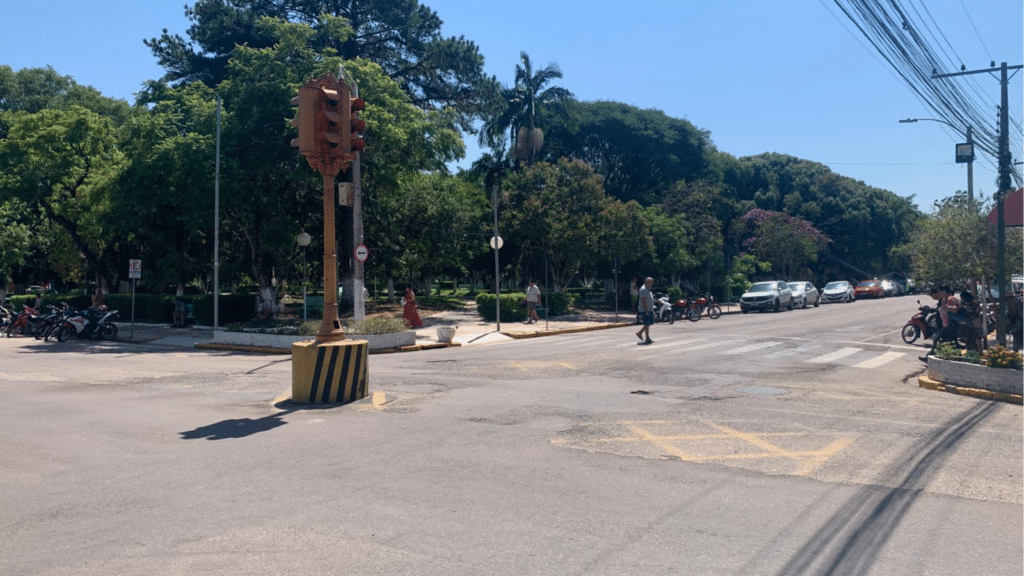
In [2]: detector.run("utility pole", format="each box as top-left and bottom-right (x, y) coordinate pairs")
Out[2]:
(933, 62), (1022, 346)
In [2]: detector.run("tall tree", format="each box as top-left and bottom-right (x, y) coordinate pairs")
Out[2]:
(502, 159), (609, 292)
(903, 192), (1023, 287)
(543, 101), (714, 204)
(480, 52), (574, 163)
(0, 106), (126, 298)
(144, 0), (498, 129)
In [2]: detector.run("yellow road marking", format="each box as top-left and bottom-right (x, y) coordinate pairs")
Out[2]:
(561, 420), (854, 476)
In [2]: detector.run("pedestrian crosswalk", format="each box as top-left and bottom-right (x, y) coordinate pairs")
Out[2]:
(506, 330), (909, 370)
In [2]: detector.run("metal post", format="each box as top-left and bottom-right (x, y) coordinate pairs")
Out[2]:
(214, 95), (221, 331)
(493, 184), (501, 331)
(351, 80), (365, 322)
(995, 62), (1010, 346)
(966, 125), (974, 213)
(316, 171), (345, 342)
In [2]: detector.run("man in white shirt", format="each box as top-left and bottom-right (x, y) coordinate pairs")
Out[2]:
(636, 277), (655, 344)
(526, 279), (541, 324)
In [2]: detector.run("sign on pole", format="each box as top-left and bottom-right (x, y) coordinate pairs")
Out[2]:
(129, 259), (142, 279)
(354, 243), (369, 263)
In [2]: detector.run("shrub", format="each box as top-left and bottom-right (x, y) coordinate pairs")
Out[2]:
(346, 315), (409, 334)
(192, 294), (253, 326)
(475, 292), (528, 322)
(982, 346), (1023, 370)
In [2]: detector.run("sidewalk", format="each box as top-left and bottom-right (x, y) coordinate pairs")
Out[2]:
(114, 304), (639, 352)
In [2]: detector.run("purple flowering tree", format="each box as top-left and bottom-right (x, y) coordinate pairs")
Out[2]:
(741, 209), (832, 279)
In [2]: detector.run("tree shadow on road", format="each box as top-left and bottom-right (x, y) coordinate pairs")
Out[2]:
(769, 400), (1000, 576)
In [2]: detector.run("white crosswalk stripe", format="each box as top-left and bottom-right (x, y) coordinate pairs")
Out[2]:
(512, 332), (909, 370)
(852, 351), (906, 368)
(763, 343), (820, 359)
(724, 341), (782, 355)
(806, 347), (862, 363)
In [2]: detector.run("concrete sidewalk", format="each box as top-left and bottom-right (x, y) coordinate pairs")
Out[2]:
(113, 304), (639, 352)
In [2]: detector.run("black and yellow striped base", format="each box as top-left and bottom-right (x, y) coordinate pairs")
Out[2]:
(291, 339), (369, 404)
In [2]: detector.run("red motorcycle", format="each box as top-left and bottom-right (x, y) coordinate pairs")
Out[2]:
(4, 304), (39, 337)
(693, 293), (723, 319)
(671, 297), (701, 322)
(901, 300), (940, 344)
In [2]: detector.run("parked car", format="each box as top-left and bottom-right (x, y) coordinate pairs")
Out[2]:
(880, 279), (899, 297)
(854, 280), (885, 299)
(787, 281), (819, 309)
(740, 281), (793, 313)
(821, 281), (855, 303)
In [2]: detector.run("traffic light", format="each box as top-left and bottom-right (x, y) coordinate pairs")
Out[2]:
(291, 81), (344, 158)
(348, 94), (366, 153)
(290, 86), (317, 155)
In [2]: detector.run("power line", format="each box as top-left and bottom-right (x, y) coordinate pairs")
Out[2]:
(958, 0), (994, 62)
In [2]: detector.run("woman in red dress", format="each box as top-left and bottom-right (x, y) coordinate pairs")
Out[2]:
(402, 286), (424, 327)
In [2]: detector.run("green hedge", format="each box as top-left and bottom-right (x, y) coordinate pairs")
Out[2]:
(474, 293), (527, 322)
(474, 291), (576, 321)
(191, 294), (254, 326)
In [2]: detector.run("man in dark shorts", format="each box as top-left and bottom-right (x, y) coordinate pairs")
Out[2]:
(635, 277), (654, 345)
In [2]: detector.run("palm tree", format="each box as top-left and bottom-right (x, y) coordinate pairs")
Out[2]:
(480, 51), (574, 164)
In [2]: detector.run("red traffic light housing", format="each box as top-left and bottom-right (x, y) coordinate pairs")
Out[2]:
(348, 96), (366, 152)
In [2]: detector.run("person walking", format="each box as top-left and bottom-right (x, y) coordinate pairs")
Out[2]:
(635, 277), (655, 345)
(402, 286), (424, 328)
(525, 279), (541, 324)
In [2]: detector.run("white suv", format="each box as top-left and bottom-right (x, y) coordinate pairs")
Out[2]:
(740, 281), (793, 313)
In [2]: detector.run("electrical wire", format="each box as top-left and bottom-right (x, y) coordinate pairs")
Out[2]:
(831, 0), (1022, 188)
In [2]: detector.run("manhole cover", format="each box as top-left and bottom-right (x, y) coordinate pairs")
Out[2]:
(737, 386), (790, 396)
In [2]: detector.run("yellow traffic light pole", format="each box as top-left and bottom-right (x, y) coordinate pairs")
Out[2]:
(289, 72), (368, 404)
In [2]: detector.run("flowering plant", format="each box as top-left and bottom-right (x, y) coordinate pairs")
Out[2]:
(981, 346), (1023, 370)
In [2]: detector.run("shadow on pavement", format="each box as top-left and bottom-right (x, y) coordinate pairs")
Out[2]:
(180, 409), (295, 440)
(769, 401), (1000, 576)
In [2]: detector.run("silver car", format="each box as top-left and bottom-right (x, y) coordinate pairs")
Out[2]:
(740, 281), (793, 313)
(787, 281), (820, 308)
(821, 280), (855, 303)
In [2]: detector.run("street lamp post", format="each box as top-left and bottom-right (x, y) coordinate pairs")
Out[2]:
(898, 118), (974, 211)
(297, 232), (311, 322)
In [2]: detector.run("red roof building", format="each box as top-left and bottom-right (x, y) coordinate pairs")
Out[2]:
(987, 188), (1023, 227)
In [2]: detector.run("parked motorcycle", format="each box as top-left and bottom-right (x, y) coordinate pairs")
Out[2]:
(4, 304), (40, 337)
(56, 305), (119, 342)
(692, 293), (723, 319)
(671, 296), (701, 322)
(901, 300), (940, 344)
(636, 293), (676, 324)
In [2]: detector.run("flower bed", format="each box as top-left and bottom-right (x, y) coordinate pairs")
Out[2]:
(926, 357), (1023, 396)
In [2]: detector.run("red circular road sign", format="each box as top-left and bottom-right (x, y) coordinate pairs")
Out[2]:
(354, 243), (369, 263)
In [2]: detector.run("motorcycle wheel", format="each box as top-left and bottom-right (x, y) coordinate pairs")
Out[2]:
(708, 305), (722, 319)
(56, 324), (74, 342)
(901, 324), (919, 344)
(687, 309), (700, 322)
(99, 323), (118, 341)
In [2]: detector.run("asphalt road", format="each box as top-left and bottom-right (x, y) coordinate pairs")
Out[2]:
(1, 295), (1021, 576)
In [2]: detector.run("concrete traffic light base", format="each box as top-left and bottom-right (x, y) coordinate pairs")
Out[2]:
(291, 339), (369, 404)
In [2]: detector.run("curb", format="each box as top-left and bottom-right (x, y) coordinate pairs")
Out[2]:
(194, 342), (291, 354)
(917, 374), (1023, 405)
(503, 322), (633, 339)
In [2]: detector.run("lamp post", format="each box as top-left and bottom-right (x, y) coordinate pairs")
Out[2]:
(297, 232), (311, 321)
(898, 118), (974, 212)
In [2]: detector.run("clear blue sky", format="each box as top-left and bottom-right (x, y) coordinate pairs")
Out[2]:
(2, 0), (1021, 212)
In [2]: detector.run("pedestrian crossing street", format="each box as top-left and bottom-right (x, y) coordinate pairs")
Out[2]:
(507, 331), (912, 370)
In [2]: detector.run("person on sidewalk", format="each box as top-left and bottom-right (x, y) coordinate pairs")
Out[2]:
(402, 286), (424, 328)
(635, 277), (655, 345)
(525, 279), (541, 324)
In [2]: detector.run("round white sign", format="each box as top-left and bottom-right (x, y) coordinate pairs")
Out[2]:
(354, 243), (369, 262)
(489, 236), (503, 249)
